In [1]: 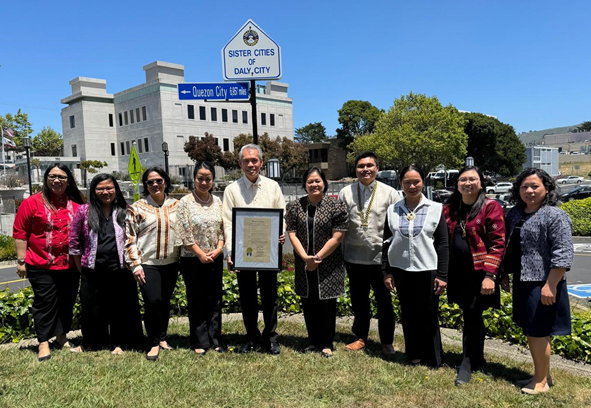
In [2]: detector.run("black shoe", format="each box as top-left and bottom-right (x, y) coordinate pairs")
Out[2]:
(239, 342), (256, 354)
(214, 347), (225, 353)
(194, 348), (207, 356)
(267, 343), (281, 355)
(146, 349), (160, 361)
(321, 350), (333, 358)
(38, 354), (51, 362)
(455, 365), (471, 386)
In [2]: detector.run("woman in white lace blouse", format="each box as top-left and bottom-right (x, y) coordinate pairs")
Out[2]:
(176, 161), (225, 355)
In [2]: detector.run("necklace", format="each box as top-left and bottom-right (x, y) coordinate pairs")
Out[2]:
(405, 201), (418, 221)
(193, 191), (212, 205)
(459, 202), (467, 238)
(357, 182), (378, 228)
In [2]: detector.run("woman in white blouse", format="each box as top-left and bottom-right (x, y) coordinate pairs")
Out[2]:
(176, 162), (225, 355)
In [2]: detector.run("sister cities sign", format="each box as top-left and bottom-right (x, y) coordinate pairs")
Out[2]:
(222, 19), (282, 81)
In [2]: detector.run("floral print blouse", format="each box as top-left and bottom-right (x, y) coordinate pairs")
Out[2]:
(176, 193), (224, 257)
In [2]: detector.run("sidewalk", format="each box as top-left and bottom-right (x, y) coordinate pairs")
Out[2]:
(2, 313), (590, 377)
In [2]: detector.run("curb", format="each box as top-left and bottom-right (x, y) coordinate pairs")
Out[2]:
(2, 313), (590, 377)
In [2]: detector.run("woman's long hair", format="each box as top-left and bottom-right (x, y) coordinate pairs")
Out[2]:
(88, 173), (127, 232)
(42, 163), (85, 211)
(445, 166), (487, 219)
(511, 167), (560, 208)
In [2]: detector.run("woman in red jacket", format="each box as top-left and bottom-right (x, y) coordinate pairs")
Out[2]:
(13, 163), (85, 361)
(443, 166), (506, 385)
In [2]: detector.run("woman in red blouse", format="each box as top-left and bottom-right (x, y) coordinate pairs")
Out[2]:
(443, 166), (506, 386)
(13, 163), (85, 361)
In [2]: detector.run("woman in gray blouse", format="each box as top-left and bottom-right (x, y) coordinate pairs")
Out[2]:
(502, 168), (573, 395)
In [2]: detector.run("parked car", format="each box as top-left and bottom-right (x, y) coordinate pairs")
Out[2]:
(431, 189), (452, 203)
(376, 170), (397, 187)
(486, 182), (513, 194)
(492, 198), (513, 215)
(559, 176), (584, 184)
(560, 185), (591, 202)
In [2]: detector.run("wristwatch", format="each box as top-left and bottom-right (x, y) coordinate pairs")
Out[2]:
(17, 257), (26, 266)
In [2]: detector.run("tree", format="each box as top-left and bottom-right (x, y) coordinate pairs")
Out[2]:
(577, 121), (591, 132)
(278, 137), (307, 177)
(0, 109), (33, 149)
(295, 122), (327, 143)
(32, 127), (63, 156)
(336, 100), (382, 149)
(463, 113), (526, 177)
(80, 160), (108, 187)
(348, 92), (467, 172)
(184, 132), (223, 164)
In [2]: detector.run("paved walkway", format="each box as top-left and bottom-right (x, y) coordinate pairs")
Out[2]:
(2, 313), (590, 377)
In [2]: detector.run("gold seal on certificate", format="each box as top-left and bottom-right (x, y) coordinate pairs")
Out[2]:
(232, 208), (283, 271)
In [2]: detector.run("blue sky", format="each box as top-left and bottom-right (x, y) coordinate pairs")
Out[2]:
(1, 0), (590, 138)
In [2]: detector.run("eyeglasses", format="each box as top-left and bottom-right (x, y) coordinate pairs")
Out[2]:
(147, 179), (164, 186)
(458, 177), (479, 183)
(96, 187), (115, 193)
(48, 175), (68, 181)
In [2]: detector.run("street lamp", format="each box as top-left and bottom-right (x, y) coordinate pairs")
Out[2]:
(266, 158), (281, 180)
(162, 141), (169, 174)
(465, 156), (474, 167)
(23, 137), (32, 196)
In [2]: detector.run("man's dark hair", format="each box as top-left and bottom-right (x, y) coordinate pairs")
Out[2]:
(354, 151), (380, 168)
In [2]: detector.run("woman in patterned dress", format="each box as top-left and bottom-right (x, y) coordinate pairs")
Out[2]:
(176, 162), (225, 355)
(286, 167), (349, 358)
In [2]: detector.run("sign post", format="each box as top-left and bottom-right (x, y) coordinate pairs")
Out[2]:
(222, 19), (282, 144)
(128, 144), (142, 202)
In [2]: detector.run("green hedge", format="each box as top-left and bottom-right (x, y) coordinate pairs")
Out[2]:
(560, 197), (591, 236)
(0, 235), (16, 262)
(1, 267), (590, 362)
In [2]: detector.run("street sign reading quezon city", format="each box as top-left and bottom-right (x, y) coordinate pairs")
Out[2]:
(222, 19), (281, 81)
(178, 82), (249, 100)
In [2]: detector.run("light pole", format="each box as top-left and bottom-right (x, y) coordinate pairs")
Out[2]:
(466, 156), (474, 167)
(23, 137), (33, 196)
(162, 141), (169, 174)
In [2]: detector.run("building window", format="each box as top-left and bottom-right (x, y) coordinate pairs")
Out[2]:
(179, 167), (186, 177)
(136, 108), (140, 123)
(199, 106), (206, 120)
(138, 139), (143, 153)
(321, 148), (328, 162)
(242, 111), (248, 124)
(111, 143), (116, 156)
(270, 114), (275, 126)
(130, 109), (135, 124)
(109, 114), (114, 127)
(144, 138), (149, 152)
(214, 138), (218, 146)
(211, 107), (217, 121)
(124, 111), (128, 125)
(142, 106), (147, 121)
(223, 138), (230, 152)
(222, 109), (228, 122)
(232, 110), (238, 123)
(261, 113), (266, 126)
(69, 115), (75, 128)
(188, 105), (195, 119)
(71, 144), (77, 157)
(177, 135), (185, 151)
(120, 142), (125, 155)
(118, 113), (123, 127)
(126, 141), (130, 155)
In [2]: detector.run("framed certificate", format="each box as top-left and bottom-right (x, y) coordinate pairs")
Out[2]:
(231, 208), (283, 271)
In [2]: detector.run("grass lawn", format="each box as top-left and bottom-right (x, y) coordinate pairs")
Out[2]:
(1, 319), (590, 408)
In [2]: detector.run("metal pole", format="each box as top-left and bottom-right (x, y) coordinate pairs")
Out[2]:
(164, 152), (169, 174)
(26, 146), (32, 196)
(250, 80), (258, 145)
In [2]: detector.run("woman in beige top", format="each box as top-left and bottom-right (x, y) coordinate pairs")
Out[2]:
(125, 166), (180, 361)
(176, 162), (225, 355)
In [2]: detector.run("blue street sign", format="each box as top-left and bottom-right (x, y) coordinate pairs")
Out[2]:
(567, 284), (591, 298)
(178, 82), (249, 100)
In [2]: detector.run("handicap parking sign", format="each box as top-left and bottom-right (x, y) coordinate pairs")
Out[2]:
(568, 284), (591, 298)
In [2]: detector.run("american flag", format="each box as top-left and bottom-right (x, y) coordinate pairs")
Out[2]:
(1, 127), (17, 149)
(2, 127), (15, 138)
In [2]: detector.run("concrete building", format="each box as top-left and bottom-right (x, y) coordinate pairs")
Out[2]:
(307, 139), (349, 180)
(524, 146), (559, 176)
(61, 61), (293, 183)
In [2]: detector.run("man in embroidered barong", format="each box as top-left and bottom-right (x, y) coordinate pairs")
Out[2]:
(222, 144), (286, 355)
(338, 151), (401, 355)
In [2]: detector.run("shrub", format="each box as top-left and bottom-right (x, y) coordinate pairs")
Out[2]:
(560, 197), (591, 236)
(0, 235), (16, 261)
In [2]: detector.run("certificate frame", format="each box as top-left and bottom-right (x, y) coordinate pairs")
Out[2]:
(231, 207), (284, 271)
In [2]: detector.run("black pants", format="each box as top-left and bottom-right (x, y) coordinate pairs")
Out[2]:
(181, 256), (223, 350)
(27, 265), (80, 343)
(460, 306), (486, 370)
(394, 268), (443, 367)
(301, 272), (337, 350)
(237, 270), (278, 345)
(79, 266), (143, 351)
(346, 262), (395, 344)
(139, 263), (179, 347)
